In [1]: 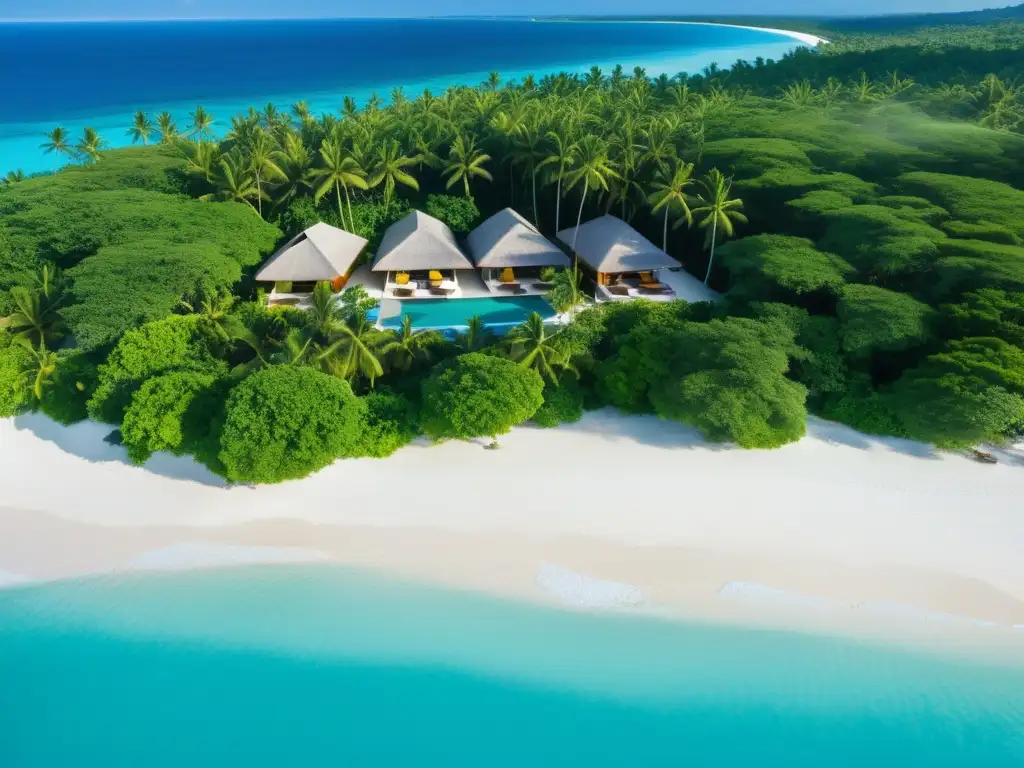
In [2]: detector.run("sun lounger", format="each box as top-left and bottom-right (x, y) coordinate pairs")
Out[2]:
(497, 282), (522, 291)
(396, 272), (411, 286)
(392, 287), (415, 298)
(607, 285), (630, 297)
(429, 270), (444, 288)
(532, 282), (554, 291)
(429, 286), (455, 296)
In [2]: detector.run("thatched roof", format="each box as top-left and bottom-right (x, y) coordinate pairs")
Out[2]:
(371, 211), (474, 272)
(467, 208), (570, 269)
(255, 222), (367, 282)
(557, 215), (682, 273)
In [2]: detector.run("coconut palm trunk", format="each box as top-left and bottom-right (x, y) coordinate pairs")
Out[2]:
(343, 183), (355, 233)
(531, 164), (538, 228)
(704, 215), (718, 286)
(662, 206), (670, 253)
(571, 177), (589, 268)
(555, 171), (563, 232)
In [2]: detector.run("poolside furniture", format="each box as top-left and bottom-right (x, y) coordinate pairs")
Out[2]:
(638, 271), (666, 290)
(499, 267), (516, 283)
(396, 272), (411, 286)
(371, 211), (475, 298)
(532, 281), (554, 290)
(392, 287), (415, 298)
(607, 285), (631, 297)
(429, 270), (444, 287)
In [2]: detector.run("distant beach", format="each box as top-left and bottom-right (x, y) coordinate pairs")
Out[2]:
(0, 18), (808, 176)
(2, 409), (1023, 662)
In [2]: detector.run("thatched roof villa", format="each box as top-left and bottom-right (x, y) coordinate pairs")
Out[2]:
(372, 211), (475, 299)
(467, 208), (570, 295)
(256, 222), (368, 306)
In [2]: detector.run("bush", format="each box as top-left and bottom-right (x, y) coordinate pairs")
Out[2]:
(836, 284), (935, 360)
(532, 376), (585, 427)
(39, 352), (99, 425)
(355, 390), (419, 457)
(218, 366), (368, 483)
(425, 194), (481, 234)
(121, 371), (226, 465)
(0, 336), (32, 418)
(88, 315), (226, 424)
(420, 353), (544, 440)
(717, 234), (853, 300)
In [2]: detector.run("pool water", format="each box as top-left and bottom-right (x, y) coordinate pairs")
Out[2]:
(374, 296), (556, 331)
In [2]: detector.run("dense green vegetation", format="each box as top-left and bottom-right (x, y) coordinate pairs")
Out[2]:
(1, 7), (1023, 480)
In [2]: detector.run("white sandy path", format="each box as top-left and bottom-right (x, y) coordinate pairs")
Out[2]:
(2, 408), (1023, 608)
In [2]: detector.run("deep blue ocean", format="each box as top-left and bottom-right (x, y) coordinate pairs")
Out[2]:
(2, 565), (1024, 767)
(0, 19), (799, 174)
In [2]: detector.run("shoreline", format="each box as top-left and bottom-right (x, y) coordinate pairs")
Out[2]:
(536, 18), (829, 47)
(2, 409), (1023, 662)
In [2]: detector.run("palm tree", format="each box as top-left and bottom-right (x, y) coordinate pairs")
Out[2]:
(272, 132), (315, 208)
(75, 127), (104, 164)
(179, 281), (235, 342)
(201, 154), (260, 210)
(127, 110), (153, 145)
(190, 105), (215, 146)
(366, 138), (419, 208)
(40, 127), (72, 171)
(780, 80), (816, 106)
(19, 339), (59, 402)
(510, 118), (545, 225)
(443, 133), (493, 198)
(379, 315), (444, 373)
(306, 281), (343, 343)
(231, 326), (314, 376)
(246, 128), (285, 217)
(156, 112), (179, 144)
(505, 312), (576, 385)
(184, 140), (221, 184)
(315, 138), (369, 232)
(647, 158), (695, 254)
(564, 135), (620, 259)
(292, 100), (312, 124)
(317, 312), (384, 387)
(852, 73), (879, 104)
(538, 129), (577, 233)
(692, 169), (747, 286)
(6, 285), (63, 347)
(2, 169), (25, 185)
(546, 267), (587, 316)
(454, 315), (493, 352)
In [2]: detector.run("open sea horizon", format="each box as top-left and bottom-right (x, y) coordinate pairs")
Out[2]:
(2, 564), (1023, 766)
(0, 18), (802, 175)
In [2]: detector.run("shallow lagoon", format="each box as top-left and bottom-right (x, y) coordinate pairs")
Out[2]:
(2, 565), (1023, 767)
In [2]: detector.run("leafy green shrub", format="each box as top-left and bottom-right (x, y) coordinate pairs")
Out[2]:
(532, 377), (585, 427)
(219, 366), (367, 483)
(425, 194), (481, 234)
(718, 234), (853, 300)
(886, 337), (1024, 448)
(646, 318), (808, 448)
(819, 373), (907, 437)
(939, 289), (1024, 347)
(420, 353), (544, 440)
(88, 315), (226, 424)
(121, 371), (226, 465)
(836, 284), (935, 359)
(0, 335), (32, 418)
(356, 390), (419, 457)
(349, 199), (412, 251)
(39, 352), (99, 425)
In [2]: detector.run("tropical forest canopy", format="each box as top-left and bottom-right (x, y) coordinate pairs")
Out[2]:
(1, 5), (1023, 482)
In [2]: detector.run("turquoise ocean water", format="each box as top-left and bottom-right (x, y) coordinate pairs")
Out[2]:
(1, 564), (1023, 766)
(0, 19), (801, 176)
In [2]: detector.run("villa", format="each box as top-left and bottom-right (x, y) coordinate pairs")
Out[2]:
(466, 208), (570, 296)
(557, 214), (711, 303)
(372, 210), (476, 300)
(255, 222), (368, 307)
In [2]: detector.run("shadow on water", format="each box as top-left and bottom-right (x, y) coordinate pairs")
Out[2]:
(12, 412), (228, 488)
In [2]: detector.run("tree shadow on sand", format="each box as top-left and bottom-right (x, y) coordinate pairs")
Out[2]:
(804, 417), (941, 460)
(548, 409), (731, 451)
(12, 412), (228, 488)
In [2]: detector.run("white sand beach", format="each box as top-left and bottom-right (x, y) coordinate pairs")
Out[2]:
(540, 19), (828, 48)
(1, 409), (1022, 657)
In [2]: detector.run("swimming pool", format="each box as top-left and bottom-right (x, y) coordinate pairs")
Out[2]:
(373, 296), (557, 332)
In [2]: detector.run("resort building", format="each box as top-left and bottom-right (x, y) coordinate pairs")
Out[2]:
(558, 214), (711, 303)
(371, 210), (476, 300)
(466, 207), (570, 296)
(255, 222), (368, 307)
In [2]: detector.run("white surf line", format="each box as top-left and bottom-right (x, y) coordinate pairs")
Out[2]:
(123, 542), (333, 572)
(534, 19), (828, 47)
(0, 568), (34, 588)
(536, 563), (646, 610)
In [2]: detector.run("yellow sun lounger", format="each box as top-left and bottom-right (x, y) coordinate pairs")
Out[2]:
(499, 267), (516, 284)
(396, 272), (410, 286)
(429, 270), (443, 287)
